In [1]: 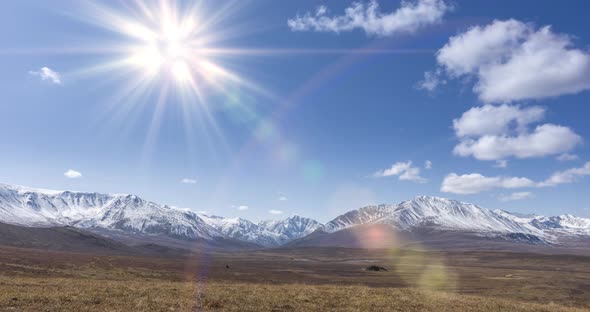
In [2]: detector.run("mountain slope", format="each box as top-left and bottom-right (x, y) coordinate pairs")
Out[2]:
(198, 215), (323, 247)
(299, 196), (590, 248)
(198, 215), (282, 246)
(259, 215), (323, 243)
(496, 210), (590, 237)
(0, 221), (130, 253)
(0, 183), (221, 241)
(323, 196), (544, 237)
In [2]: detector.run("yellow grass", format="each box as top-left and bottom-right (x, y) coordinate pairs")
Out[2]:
(0, 275), (586, 312)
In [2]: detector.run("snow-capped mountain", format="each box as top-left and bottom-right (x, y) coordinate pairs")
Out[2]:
(1, 183), (589, 248)
(496, 210), (590, 236)
(258, 215), (322, 242)
(323, 196), (541, 234)
(0, 183), (220, 240)
(321, 196), (590, 243)
(198, 214), (323, 246)
(0, 183), (322, 246)
(198, 215), (283, 246)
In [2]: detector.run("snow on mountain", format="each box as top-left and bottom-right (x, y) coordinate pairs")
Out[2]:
(0, 183), (323, 246)
(197, 214), (323, 246)
(1, 183), (588, 247)
(258, 215), (323, 242)
(495, 209), (590, 236)
(323, 196), (547, 240)
(198, 214), (282, 246)
(0, 183), (220, 240)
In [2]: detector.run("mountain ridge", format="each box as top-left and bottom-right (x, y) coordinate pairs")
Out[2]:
(1, 183), (589, 248)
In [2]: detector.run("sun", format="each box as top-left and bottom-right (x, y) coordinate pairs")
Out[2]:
(69, 1), (276, 157)
(124, 12), (196, 83)
(74, 0), (266, 98)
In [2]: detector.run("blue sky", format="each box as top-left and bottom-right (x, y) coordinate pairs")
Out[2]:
(1, 0), (590, 222)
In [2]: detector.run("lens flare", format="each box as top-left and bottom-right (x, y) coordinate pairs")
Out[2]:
(387, 246), (456, 292)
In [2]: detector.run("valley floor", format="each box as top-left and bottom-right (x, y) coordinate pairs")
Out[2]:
(0, 245), (589, 311)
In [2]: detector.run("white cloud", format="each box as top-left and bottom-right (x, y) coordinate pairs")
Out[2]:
(453, 104), (545, 138)
(539, 162), (590, 187)
(454, 124), (581, 160)
(434, 19), (590, 102)
(278, 196), (288, 201)
(494, 160), (508, 168)
(557, 153), (579, 161)
(452, 105), (581, 161)
(64, 169), (82, 179)
(442, 162), (590, 194)
(374, 161), (427, 183)
(440, 173), (534, 194)
(288, 0), (450, 37)
(424, 160), (432, 169)
(417, 70), (445, 91)
(269, 209), (284, 215)
(181, 178), (197, 184)
(236, 205), (249, 211)
(500, 192), (533, 201)
(29, 67), (62, 85)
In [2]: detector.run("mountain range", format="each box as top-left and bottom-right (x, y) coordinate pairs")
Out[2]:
(0, 183), (589, 249)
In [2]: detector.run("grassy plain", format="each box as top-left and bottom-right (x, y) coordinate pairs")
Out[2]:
(0, 245), (588, 311)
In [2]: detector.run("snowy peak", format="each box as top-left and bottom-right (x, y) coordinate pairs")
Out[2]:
(0, 184), (589, 247)
(495, 208), (590, 235)
(198, 214), (281, 246)
(0, 183), (219, 240)
(198, 214), (322, 247)
(322, 204), (397, 233)
(259, 215), (322, 241)
(323, 196), (544, 239)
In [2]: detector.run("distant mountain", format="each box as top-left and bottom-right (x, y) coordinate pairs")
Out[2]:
(259, 215), (323, 243)
(306, 196), (590, 246)
(1, 183), (589, 249)
(289, 198), (589, 249)
(323, 196), (543, 236)
(495, 210), (590, 237)
(198, 214), (323, 247)
(0, 183), (221, 241)
(0, 183), (322, 247)
(198, 215), (282, 246)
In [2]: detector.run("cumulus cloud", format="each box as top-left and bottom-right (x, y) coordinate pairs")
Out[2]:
(433, 19), (590, 102)
(539, 162), (590, 187)
(440, 173), (535, 194)
(29, 67), (62, 84)
(181, 178), (197, 184)
(373, 161), (427, 183)
(454, 124), (581, 160)
(500, 192), (533, 201)
(269, 209), (284, 215)
(557, 153), (579, 161)
(452, 104), (581, 161)
(424, 160), (432, 169)
(278, 196), (288, 201)
(237, 205), (249, 211)
(288, 0), (450, 37)
(453, 104), (545, 138)
(64, 169), (82, 179)
(442, 162), (590, 194)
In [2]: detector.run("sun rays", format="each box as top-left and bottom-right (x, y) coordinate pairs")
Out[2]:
(59, 0), (281, 161)
(79, 0), (266, 97)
